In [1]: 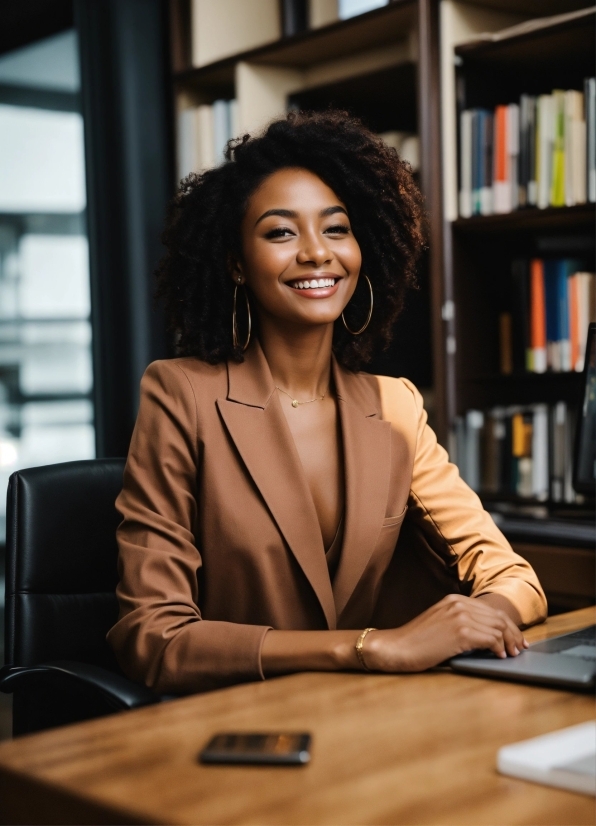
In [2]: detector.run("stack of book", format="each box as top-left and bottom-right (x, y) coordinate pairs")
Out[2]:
(455, 402), (576, 503)
(499, 260), (595, 375)
(177, 99), (239, 179)
(459, 79), (596, 217)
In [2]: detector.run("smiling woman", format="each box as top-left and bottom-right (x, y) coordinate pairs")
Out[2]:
(108, 111), (547, 695)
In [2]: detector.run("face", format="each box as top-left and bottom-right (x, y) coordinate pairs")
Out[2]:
(235, 167), (362, 331)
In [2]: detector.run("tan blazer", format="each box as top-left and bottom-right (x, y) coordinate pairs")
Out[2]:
(108, 342), (547, 694)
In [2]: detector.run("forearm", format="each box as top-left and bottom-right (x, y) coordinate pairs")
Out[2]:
(260, 629), (362, 675)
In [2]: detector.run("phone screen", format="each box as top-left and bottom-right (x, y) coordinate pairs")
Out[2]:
(200, 732), (311, 765)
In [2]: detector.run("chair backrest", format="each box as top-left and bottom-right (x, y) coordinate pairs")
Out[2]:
(5, 458), (126, 670)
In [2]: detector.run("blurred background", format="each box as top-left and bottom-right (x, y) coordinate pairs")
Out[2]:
(0, 0), (594, 737)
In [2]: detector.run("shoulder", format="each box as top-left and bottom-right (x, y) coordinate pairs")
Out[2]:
(142, 357), (227, 396)
(348, 371), (423, 422)
(374, 374), (423, 418)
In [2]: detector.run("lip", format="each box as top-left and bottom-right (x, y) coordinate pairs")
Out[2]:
(285, 274), (343, 300)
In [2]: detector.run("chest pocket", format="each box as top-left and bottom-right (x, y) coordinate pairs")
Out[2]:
(381, 505), (408, 529)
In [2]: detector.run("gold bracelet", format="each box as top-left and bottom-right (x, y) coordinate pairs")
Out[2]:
(355, 627), (377, 672)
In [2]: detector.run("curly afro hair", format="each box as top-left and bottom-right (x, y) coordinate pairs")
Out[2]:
(156, 109), (425, 371)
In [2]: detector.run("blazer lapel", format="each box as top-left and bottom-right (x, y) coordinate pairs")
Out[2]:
(216, 344), (337, 630)
(332, 363), (392, 620)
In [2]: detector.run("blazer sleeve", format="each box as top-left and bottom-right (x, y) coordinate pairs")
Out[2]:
(381, 376), (547, 626)
(107, 360), (271, 694)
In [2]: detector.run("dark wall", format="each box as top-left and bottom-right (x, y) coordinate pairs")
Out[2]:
(75, 0), (174, 458)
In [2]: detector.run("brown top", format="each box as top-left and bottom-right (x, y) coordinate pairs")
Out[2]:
(108, 342), (547, 694)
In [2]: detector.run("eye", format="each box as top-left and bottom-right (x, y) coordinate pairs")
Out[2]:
(325, 224), (350, 235)
(264, 226), (295, 239)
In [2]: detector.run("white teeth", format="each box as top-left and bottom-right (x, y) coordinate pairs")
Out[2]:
(293, 278), (336, 289)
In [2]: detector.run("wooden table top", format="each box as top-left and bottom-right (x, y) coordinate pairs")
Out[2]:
(0, 607), (594, 826)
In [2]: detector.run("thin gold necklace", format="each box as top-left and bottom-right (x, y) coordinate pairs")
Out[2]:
(275, 385), (327, 408)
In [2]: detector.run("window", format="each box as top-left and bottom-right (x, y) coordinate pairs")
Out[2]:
(0, 30), (94, 543)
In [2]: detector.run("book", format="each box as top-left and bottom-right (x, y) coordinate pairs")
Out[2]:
(550, 401), (569, 502)
(586, 78), (596, 203)
(565, 90), (586, 206)
(531, 404), (549, 501)
(536, 94), (554, 209)
(568, 272), (580, 372)
(529, 259), (547, 373)
(471, 110), (480, 214)
(493, 105), (510, 214)
(544, 259), (568, 371)
(512, 410), (533, 497)
(459, 402), (578, 503)
(519, 95), (537, 207)
(504, 260), (593, 375)
(576, 272), (596, 370)
(481, 111), (493, 214)
(458, 85), (591, 217)
(550, 90), (566, 207)
(508, 103), (519, 211)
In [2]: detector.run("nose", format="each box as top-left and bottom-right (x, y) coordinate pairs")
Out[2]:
(296, 228), (332, 267)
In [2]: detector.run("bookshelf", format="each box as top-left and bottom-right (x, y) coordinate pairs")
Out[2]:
(440, 0), (595, 610)
(168, 0), (595, 610)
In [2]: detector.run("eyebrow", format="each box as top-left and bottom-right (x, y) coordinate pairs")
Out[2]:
(254, 205), (348, 226)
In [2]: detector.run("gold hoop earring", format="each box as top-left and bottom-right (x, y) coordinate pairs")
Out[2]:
(342, 274), (373, 336)
(232, 283), (252, 351)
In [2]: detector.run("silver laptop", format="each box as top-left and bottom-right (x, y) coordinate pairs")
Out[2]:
(450, 624), (596, 690)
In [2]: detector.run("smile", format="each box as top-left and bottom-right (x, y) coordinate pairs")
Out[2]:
(291, 277), (336, 289)
(286, 277), (342, 296)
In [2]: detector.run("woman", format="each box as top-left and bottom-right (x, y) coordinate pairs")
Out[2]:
(108, 111), (546, 694)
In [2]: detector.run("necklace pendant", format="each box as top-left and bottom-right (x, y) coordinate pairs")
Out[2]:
(292, 400), (298, 408)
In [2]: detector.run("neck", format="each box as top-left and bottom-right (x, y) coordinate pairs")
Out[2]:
(257, 317), (334, 397)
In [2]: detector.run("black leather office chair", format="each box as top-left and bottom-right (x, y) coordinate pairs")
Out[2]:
(0, 458), (160, 736)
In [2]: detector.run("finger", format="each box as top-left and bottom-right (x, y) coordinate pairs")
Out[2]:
(462, 600), (525, 654)
(455, 618), (507, 659)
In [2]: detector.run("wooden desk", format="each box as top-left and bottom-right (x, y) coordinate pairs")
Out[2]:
(0, 608), (594, 826)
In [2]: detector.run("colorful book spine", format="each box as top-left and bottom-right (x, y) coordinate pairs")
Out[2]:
(457, 401), (577, 503)
(503, 261), (594, 375)
(550, 91), (566, 207)
(519, 95), (537, 207)
(458, 84), (592, 217)
(530, 259), (547, 373)
(493, 105), (510, 214)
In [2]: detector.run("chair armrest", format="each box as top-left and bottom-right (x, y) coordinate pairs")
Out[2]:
(0, 661), (161, 711)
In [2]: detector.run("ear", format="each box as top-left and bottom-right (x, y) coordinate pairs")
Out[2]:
(228, 255), (245, 285)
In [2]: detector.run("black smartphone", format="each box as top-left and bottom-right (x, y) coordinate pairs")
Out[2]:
(200, 732), (311, 765)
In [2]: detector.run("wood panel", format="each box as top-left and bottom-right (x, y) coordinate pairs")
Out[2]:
(0, 608), (593, 826)
(513, 543), (596, 612)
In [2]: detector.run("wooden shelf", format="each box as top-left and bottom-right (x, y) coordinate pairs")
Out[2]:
(455, 6), (595, 109)
(461, 371), (584, 408)
(173, 0), (417, 90)
(452, 204), (596, 234)
(459, 0), (592, 13)
(455, 7), (594, 67)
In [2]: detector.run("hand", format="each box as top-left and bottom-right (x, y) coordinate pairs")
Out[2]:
(363, 594), (529, 673)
